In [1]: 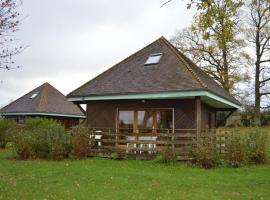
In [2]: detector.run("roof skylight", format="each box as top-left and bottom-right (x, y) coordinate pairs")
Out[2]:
(30, 92), (39, 99)
(145, 53), (163, 65)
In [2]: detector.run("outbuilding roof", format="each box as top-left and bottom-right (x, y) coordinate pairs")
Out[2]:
(0, 82), (85, 118)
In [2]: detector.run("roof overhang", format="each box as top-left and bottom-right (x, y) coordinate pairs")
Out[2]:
(0, 112), (86, 118)
(68, 90), (241, 109)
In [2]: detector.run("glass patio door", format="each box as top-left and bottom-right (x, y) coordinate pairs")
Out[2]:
(118, 111), (134, 133)
(118, 109), (173, 133)
(137, 110), (154, 133)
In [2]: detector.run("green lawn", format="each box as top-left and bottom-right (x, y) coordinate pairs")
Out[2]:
(0, 149), (270, 200)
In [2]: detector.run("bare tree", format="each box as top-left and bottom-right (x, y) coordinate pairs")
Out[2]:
(0, 0), (24, 70)
(246, 0), (270, 125)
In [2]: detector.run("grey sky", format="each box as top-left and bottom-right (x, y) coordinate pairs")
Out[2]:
(0, 0), (194, 107)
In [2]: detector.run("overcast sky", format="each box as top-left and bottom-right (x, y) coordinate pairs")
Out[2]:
(0, 0), (194, 107)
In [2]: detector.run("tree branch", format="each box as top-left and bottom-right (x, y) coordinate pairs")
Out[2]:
(259, 59), (270, 64)
(161, 0), (173, 7)
(260, 92), (270, 96)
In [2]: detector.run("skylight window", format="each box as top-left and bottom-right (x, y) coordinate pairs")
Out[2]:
(145, 53), (163, 65)
(30, 92), (39, 99)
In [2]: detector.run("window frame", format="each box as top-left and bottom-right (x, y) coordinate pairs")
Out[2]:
(116, 108), (174, 133)
(30, 92), (39, 99)
(144, 53), (163, 65)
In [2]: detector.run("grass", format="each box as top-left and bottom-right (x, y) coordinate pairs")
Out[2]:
(0, 149), (270, 200)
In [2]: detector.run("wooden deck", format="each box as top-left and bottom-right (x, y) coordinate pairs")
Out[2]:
(86, 128), (229, 160)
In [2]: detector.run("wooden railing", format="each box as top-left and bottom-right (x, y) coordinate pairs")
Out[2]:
(86, 128), (230, 160)
(85, 128), (231, 160)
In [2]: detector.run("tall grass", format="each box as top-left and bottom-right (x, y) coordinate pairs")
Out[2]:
(189, 128), (269, 168)
(189, 133), (220, 169)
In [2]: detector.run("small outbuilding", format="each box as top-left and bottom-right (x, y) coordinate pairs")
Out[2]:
(0, 82), (85, 129)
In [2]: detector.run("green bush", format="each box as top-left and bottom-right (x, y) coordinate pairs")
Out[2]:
(246, 128), (268, 164)
(32, 126), (71, 160)
(0, 119), (17, 149)
(189, 133), (220, 169)
(224, 128), (268, 166)
(70, 126), (90, 159)
(189, 128), (269, 168)
(12, 118), (72, 160)
(158, 145), (177, 164)
(12, 128), (35, 159)
(24, 117), (58, 129)
(225, 129), (248, 167)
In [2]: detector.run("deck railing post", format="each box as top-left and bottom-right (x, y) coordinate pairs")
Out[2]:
(115, 128), (119, 147)
(195, 96), (202, 136)
(135, 130), (139, 154)
(171, 129), (175, 154)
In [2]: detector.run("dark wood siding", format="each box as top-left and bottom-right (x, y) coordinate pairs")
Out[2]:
(201, 103), (216, 129)
(86, 99), (200, 129)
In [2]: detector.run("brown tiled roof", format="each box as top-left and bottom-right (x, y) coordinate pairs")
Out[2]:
(67, 37), (240, 105)
(0, 82), (85, 117)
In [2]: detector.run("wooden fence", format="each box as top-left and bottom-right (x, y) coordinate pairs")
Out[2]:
(86, 128), (230, 160)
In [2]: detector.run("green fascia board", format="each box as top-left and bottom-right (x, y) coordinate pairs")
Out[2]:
(204, 92), (241, 109)
(0, 112), (86, 119)
(68, 90), (241, 109)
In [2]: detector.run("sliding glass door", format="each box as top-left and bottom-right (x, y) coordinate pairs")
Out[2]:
(118, 109), (173, 133)
(118, 111), (134, 133)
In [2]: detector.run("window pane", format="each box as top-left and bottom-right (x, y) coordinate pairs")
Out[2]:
(157, 110), (173, 131)
(30, 92), (39, 99)
(138, 111), (153, 128)
(118, 111), (133, 132)
(118, 109), (173, 134)
(145, 53), (162, 65)
(137, 111), (153, 133)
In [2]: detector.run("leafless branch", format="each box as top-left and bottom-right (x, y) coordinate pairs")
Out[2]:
(161, 0), (174, 7)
